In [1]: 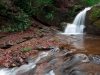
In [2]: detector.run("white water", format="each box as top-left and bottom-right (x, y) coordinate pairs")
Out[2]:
(62, 7), (91, 35)
(0, 52), (50, 75)
(45, 70), (55, 75)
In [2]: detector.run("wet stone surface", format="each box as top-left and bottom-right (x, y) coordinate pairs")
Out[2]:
(13, 48), (100, 75)
(0, 29), (100, 75)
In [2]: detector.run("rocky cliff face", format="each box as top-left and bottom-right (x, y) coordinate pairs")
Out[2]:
(85, 4), (100, 35)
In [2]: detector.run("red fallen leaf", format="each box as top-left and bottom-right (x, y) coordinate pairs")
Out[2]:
(0, 57), (3, 61)
(3, 58), (7, 61)
(3, 62), (10, 67)
(25, 52), (30, 56)
(9, 53), (13, 57)
(16, 47), (20, 50)
(20, 45), (25, 48)
(28, 43), (32, 46)
(32, 50), (39, 54)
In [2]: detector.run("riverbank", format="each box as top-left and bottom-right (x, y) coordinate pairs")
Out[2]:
(0, 23), (69, 67)
(0, 26), (100, 75)
(0, 33), (100, 75)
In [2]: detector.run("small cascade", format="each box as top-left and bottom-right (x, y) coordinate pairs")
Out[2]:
(63, 7), (91, 35)
(0, 52), (49, 75)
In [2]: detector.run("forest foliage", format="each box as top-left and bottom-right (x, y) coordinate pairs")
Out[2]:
(0, 0), (100, 32)
(79, 0), (100, 6)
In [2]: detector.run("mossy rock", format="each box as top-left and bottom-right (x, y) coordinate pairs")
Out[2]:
(89, 8), (100, 21)
(94, 20), (100, 29)
(85, 4), (100, 35)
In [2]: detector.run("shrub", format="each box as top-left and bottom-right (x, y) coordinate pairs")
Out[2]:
(13, 0), (33, 15)
(0, 13), (32, 32)
(21, 47), (31, 52)
(79, 0), (100, 6)
(0, 0), (32, 32)
(33, 0), (56, 20)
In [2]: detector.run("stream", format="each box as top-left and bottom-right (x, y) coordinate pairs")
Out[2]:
(0, 34), (100, 75)
(66, 34), (100, 55)
(0, 7), (100, 75)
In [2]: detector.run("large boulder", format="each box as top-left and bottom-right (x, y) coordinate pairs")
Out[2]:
(85, 4), (100, 35)
(31, 0), (82, 28)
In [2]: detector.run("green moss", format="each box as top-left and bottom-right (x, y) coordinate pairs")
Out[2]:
(89, 8), (100, 21)
(79, 0), (100, 6)
(68, 5), (81, 16)
(21, 47), (31, 52)
(94, 20), (100, 29)
(89, 7), (100, 29)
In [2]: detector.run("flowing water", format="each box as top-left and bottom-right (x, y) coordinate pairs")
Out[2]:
(63, 7), (91, 35)
(60, 6), (100, 55)
(0, 52), (50, 75)
(0, 7), (100, 75)
(65, 34), (100, 55)
(0, 36), (100, 75)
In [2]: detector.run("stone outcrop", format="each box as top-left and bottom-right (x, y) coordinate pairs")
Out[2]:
(31, 0), (87, 32)
(85, 4), (100, 35)
(0, 0), (84, 31)
(32, 0), (82, 28)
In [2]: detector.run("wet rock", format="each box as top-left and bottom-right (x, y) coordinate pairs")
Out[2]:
(1, 44), (13, 49)
(37, 56), (54, 65)
(31, 0), (80, 28)
(58, 54), (89, 72)
(0, 50), (100, 75)
(65, 63), (100, 75)
(85, 4), (100, 35)
(89, 54), (100, 65)
(16, 67), (36, 75)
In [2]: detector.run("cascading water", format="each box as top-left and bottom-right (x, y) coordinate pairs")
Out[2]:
(63, 7), (91, 35)
(0, 52), (51, 75)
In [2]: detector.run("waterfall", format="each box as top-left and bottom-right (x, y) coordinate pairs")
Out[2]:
(63, 7), (91, 35)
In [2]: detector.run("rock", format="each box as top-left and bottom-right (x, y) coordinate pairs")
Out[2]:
(85, 4), (100, 35)
(31, 0), (81, 28)
(0, 0), (85, 32)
